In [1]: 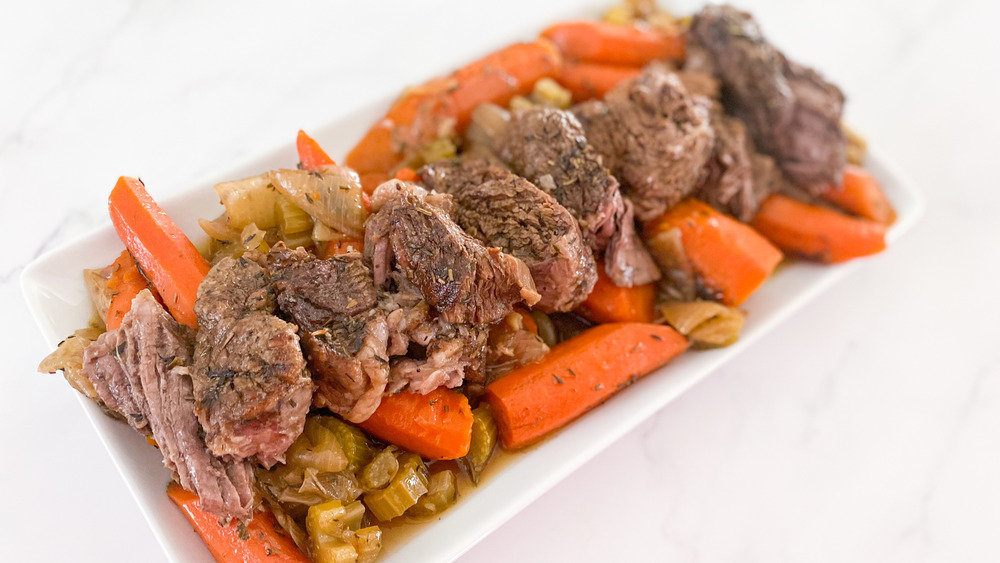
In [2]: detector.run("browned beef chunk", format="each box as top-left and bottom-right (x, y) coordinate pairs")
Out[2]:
(573, 66), (715, 223)
(689, 5), (846, 192)
(696, 108), (762, 222)
(193, 256), (312, 467)
(82, 291), (254, 522)
(365, 180), (539, 326)
(267, 246), (389, 423)
(376, 272), (489, 394)
(494, 106), (660, 287)
(419, 158), (597, 312)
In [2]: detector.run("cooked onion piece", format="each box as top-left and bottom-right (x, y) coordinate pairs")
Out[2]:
(657, 300), (744, 348)
(213, 173), (279, 230)
(38, 328), (104, 400)
(268, 165), (368, 237)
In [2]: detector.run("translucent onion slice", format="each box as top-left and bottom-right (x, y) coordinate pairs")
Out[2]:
(268, 165), (368, 238)
(658, 300), (745, 349)
(213, 173), (279, 230)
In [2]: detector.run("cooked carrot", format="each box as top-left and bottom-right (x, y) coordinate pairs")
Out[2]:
(442, 40), (562, 130)
(540, 21), (684, 67)
(516, 307), (539, 335)
(393, 167), (420, 183)
(577, 261), (656, 323)
(485, 322), (688, 449)
(646, 198), (783, 307)
(817, 165), (897, 225)
(346, 40), (562, 192)
(360, 387), (473, 460)
(166, 482), (308, 563)
(557, 61), (640, 101)
(105, 250), (158, 331)
(108, 176), (210, 328)
(296, 129), (336, 170)
(751, 193), (887, 263)
(320, 238), (364, 259)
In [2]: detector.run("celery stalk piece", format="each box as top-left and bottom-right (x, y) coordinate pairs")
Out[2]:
(360, 448), (399, 491)
(407, 469), (458, 517)
(460, 405), (498, 484)
(363, 453), (429, 521)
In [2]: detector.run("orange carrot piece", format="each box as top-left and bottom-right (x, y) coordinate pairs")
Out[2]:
(105, 250), (158, 331)
(647, 198), (783, 306)
(393, 167), (420, 183)
(167, 482), (308, 563)
(346, 40), (561, 192)
(577, 261), (656, 323)
(540, 21), (684, 67)
(817, 165), (897, 225)
(320, 238), (365, 259)
(515, 307), (539, 335)
(441, 40), (562, 131)
(557, 61), (640, 101)
(108, 177), (210, 328)
(485, 322), (688, 449)
(296, 129), (336, 170)
(751, 194), (887, 263)
(360, 387), (473, 460)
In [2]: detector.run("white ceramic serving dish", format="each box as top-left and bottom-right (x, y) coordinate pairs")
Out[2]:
(21, 2), (924, 561)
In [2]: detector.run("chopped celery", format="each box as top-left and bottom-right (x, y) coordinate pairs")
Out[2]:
(360, 448), (399, 491)
(460, 405), (498, 484)
(407, 469), (458, 518)
(313, 542), (358, 563)
(344, 526), (382, 563)
(530, 310), (558, 348)
(363, 453), (429, 521)
(306, 500), (378, 563)
(318, 417), (375, 473)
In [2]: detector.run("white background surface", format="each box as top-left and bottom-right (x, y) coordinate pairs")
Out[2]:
(3, 0), (998, 562)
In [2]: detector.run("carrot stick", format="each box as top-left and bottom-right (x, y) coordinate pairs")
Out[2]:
(393, 167), (420, 183)
(346, 40), (561, 192)
(296, 129), (336, 170)
(646, 198), (783, 306)
(751, 193), (887, 263)
(577, 261), (656, 323)
(485, 322), (688, 449)
(108, 176), (210, 328)
(441, 40), (562, 131)
(557, 61), (641, 101)
(319, 238), (364, 259)
(540, 21), (685, 67)
(360, 387), (473, 460)
(817, 165), (897, 225)
(167, 482), (308, 563)
(105, 250), (159, 331)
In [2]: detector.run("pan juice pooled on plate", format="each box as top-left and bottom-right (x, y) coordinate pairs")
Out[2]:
(37, 3), (895, 561)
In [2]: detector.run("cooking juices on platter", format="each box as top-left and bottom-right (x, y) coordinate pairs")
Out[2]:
(36, 3), (897, 562)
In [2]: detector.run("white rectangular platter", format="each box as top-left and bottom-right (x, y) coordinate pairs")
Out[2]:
(21, 2), (924, 561)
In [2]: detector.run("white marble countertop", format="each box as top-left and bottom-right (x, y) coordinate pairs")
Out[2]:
(3, 0), (998, 561)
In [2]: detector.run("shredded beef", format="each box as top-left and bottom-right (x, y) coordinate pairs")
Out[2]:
(573, 66), (715, 223)
(266, 245), (389, 423)
(192, 256), (312, 467)
(82, 291), (254, 522)
(689, 4), (846, 192)
(495, 106), (660, 287)
(365, 180), (539, 325)
(420, 158), (597, 312)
